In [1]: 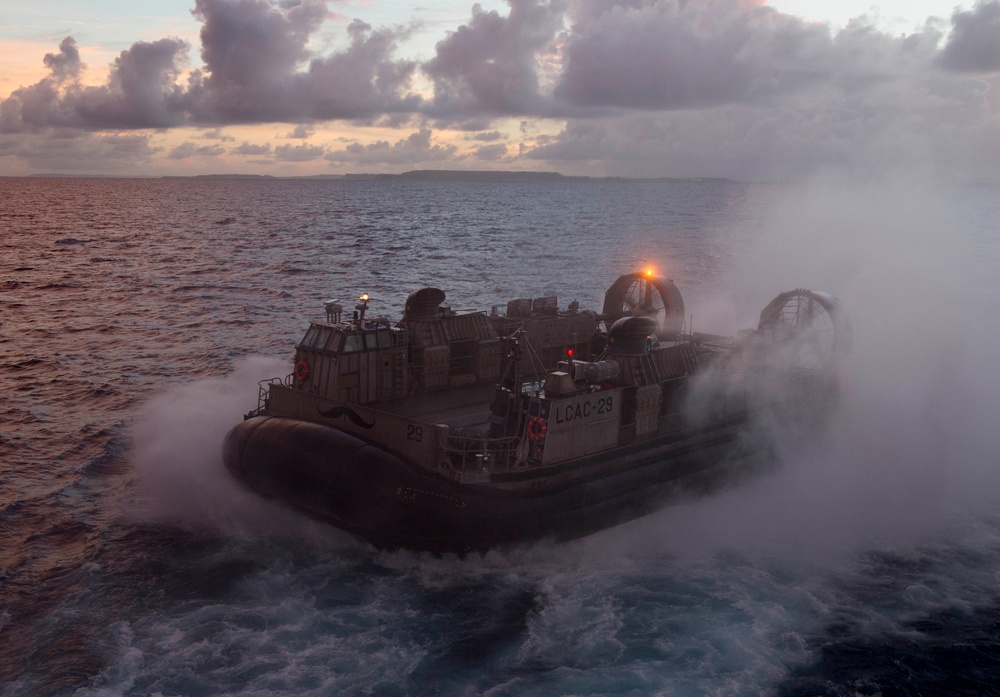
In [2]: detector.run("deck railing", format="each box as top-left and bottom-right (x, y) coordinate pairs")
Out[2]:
(442, 432), (522, 472)
(246, 377), (290, 417)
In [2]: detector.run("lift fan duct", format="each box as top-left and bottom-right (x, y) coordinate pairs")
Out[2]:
(602, 272), (685, 338)
(756, 289), (851, 371)
(403, 288), (446, 320)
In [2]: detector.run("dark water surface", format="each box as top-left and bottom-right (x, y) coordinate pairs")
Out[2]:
(3, 176), (1000, 696)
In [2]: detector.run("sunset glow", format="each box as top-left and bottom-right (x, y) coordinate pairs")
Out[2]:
(1, 0), (997, 179)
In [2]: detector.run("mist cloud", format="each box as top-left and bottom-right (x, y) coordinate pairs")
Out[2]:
(569, 177), (1000, 563)
(939, 0), (1000, 72)
(2, 0), (1000, 178)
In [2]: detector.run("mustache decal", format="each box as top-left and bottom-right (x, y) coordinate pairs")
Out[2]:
(318, 404), (376, 429)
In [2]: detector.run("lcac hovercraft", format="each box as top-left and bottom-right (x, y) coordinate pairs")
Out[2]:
(223, 270), (849, 553)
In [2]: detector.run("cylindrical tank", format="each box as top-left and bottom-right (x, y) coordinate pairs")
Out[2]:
(582, 360), (622, 383)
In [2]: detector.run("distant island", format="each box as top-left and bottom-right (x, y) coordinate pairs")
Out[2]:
(28, 170), (733, 183)
(183, 170), (733, 183)
(370, 170), (591, 181)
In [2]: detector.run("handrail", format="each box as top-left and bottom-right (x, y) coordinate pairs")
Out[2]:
(248, 377), (287, 416)
(442, 432), (522, 472)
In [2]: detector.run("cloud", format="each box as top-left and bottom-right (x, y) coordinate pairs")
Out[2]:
(424, 0), (566, 116)
(526, 73), (1000, 182)
(468, 130), (504, 142)
(194, 0), (327, 91)
(296, 19), (422, 120)
(325, 127), (456, 164)
(169, 141), (226, 158)
(287, 123), (314, 138)
(471, 142), (509, 161)
(76, 39), (192, 129)
(553, 0), (936, 112)
(201, 128), (236, 141)
(42, 37), (83, 82)
(188, 0), (420, 122)
(273, 142), (326, 160)
(0, 37), (189, 132)
(938, 0), (1000, 72)
(0, 132), (160, 172)
(512, 0), (1000, 181)
(0, 0), (420, 132)
(231, 141), (272, 155)
(2, 0), (1000, 179)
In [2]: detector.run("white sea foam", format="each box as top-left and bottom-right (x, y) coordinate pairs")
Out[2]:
(128, 355), (355, 546)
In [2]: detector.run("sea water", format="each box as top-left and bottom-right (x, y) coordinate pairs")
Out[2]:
(2, 176), (1000, 696)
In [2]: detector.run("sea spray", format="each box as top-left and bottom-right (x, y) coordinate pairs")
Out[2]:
(129, 355), (351, 543)
(625, 178), (1000, 561)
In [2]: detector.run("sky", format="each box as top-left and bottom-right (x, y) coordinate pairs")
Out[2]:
(2, 0), (999, 180)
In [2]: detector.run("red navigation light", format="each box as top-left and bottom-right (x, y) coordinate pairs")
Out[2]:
(566, 347), (575, 358)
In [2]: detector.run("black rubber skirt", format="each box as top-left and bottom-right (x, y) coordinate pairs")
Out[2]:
(223, 416), (753, 553)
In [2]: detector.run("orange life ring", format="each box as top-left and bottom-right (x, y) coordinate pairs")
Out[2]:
(527, 416), (547, 441)
(295, 360), (310, 381)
